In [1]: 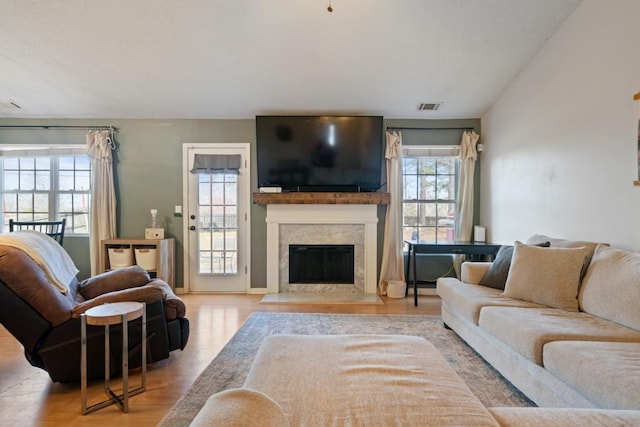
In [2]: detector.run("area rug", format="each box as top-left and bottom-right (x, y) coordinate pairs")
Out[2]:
(159, 312), (533, 426)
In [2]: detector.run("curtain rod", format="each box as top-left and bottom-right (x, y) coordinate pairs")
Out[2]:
(0, 125), (117, 131)
(386, 126), (475, 131)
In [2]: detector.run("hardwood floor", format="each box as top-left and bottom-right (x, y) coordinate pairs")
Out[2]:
(0, 294), (441, 427)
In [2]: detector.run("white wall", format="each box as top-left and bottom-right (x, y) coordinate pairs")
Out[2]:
(481, 0), (640, 251)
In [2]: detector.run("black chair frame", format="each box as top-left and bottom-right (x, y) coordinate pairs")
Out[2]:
(8, 218), (67, 245)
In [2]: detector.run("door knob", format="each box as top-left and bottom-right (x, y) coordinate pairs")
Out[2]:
(189, 225), (196, 231)
(190, 214), (196, 220)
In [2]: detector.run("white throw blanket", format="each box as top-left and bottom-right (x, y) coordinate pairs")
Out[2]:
(0, 230), (79, 294)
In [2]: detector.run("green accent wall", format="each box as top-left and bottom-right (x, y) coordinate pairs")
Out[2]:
(0, 117), (480, 289)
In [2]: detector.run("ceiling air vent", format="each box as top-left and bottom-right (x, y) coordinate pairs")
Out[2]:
(1, 100), (22, 109)
(417, 102), (441, 111)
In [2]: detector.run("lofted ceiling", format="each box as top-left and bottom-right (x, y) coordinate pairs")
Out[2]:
(0, 0), (582, 120)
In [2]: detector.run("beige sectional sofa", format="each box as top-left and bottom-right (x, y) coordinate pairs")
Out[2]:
(187, 234), (640, 425)
(437, 234), (640, 410)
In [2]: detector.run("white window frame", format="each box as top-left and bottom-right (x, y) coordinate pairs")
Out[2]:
(0, 144), (91, 235)
(402, 145), (460, 244)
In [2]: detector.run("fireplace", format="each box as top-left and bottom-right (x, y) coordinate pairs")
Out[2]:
(289, 245), (355, 284)
(265, 204), (379, 294)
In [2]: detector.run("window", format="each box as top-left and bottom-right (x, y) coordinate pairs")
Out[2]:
(402, 148), (458, 243)
(1, 154), (91, 234)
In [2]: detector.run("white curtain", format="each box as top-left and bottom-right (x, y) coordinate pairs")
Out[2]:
(454, 130), (479, 241)
(378, 131), (405, 295)
(86, 130), (117, 276)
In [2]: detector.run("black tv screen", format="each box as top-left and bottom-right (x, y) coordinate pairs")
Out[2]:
(256, 115), (384, 192)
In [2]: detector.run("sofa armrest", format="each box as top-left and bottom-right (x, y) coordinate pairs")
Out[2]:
(146, 279), (187, 320)
(78, 265), (150, 300)
(461, 262), (492, 285)
(71, 285), (164, 317)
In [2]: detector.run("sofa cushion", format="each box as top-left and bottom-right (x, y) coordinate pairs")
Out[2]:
(243, 334), (499, 426)
(579, 245), (640, 331)
(543, 341), (640, 410)
(190, 388), (290, 427)
(489, 407), (640, 426)
(79, 265), (150, 300)
(526, 234), (604, 281)
(479, 241), (550, 290)
(437, 278), (544, 325)
(478, 306), (640, 365)
(503, 242), (589, 311)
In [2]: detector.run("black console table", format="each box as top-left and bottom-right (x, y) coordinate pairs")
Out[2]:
(405, 240), (502, 306)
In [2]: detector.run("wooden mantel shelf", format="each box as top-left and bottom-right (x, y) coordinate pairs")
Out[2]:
(253, 192), (390, 205)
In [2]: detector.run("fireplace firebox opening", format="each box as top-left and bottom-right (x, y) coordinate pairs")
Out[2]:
(289, 244), (355, 284)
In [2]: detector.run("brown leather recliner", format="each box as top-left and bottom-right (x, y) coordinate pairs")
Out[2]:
(0, 239), (189, 383)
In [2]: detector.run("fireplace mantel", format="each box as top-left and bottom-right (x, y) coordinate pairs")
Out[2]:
(253, 192), (390, 205)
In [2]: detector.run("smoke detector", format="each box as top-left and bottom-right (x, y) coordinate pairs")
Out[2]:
(417, 102), (441, 111)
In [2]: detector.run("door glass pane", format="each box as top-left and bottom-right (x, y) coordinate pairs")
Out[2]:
(197, 172), (238, 275)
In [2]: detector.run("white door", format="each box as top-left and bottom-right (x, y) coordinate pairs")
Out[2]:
(183, 144), (250, 292)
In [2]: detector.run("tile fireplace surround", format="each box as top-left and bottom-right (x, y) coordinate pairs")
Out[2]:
(256, 192), (390, 295)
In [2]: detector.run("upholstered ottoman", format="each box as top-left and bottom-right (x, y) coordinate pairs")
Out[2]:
(241, 334), (498, 426)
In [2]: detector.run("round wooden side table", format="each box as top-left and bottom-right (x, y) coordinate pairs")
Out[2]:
(80, 301), (147, 414)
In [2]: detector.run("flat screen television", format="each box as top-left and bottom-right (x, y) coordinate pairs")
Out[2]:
(256, 115), (384, 192)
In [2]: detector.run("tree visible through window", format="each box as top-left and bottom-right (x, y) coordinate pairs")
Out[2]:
(403, 154), (458, 243)
(1, 155), (91, 234)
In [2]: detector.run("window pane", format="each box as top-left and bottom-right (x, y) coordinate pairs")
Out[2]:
(403, 202), (418, 226)
(436, 158), (456, 174)
(403, 157), (417, 174)
(34, 194), (48, 212)
(35, 170), (50, 191)
(198, 182), (211, 205)
(211, 206), (224, 228)
(225, 206), (238, 228)
(20, 170), (35, 191)
(77, 194), (90, 213)
(422, 203), (436, 226)
(419, 175), (436, 200)
(75, 156), (91, 170)
(3, 194), (16, 211)
(19, 158), (35, 169)
(419, 158), (436, 174)
(17, 193), (33, 211)
(75, 170), (90, 191)
(59, 170), (74, 191)
(211, 183), (224, 204)
(437, 175), (455, 200)
(199, 206), (212, 228)
(59, 193), (73, 212)
(59, 157), (75, 170)
(35, 158), (50, 170)
(3, 170), (18, 190)
(403, 175), (417, 200)
(225, 182), (237, 205)
(4, 158), (18, 169)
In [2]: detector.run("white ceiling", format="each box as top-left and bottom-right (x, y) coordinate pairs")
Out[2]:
(0, 0), (582, 120)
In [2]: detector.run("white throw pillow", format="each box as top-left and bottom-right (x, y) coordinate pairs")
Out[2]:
(503, 241), (590, 312)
